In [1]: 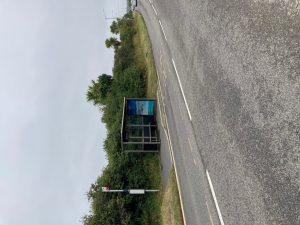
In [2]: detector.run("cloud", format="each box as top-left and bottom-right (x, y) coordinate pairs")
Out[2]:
(0, 0), (126, 224)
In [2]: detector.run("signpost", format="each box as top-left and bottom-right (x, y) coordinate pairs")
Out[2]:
(101, 187), (159, 195)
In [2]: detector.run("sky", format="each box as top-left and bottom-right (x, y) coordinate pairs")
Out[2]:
(0, 0), (126, 224)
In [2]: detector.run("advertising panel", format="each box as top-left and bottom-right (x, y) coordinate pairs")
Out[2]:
(127, 100), (155, 116)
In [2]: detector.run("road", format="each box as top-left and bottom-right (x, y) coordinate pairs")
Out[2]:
(138, 0), (300, 225)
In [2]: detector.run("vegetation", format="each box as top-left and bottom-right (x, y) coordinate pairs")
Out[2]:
(83, 12), (161, 225)
(84, 10), (183, 225)
(161, 168), (184, 225)
(105, 37), (121, 49)
(132, 12), (184, 225)
(133, 13), (158, 98)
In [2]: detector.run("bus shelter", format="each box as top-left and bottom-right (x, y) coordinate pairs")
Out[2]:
(121, 98), (160, 153)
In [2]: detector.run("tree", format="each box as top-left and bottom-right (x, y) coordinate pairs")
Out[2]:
(105, 37), (121, 49)
(84, 13), (159, 225)
(86, 74), (113, 106)
(110, 20), (119, 34)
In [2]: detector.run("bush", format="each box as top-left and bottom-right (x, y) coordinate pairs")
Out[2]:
(84, 14), (158, 225)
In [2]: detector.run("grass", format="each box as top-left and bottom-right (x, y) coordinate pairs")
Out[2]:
(133, 12), (158, 98)
(133, 11), (183, 225)
(161, 168), (184, 225)
(141, 154), (162, 224)
(133, 11), (161, 224)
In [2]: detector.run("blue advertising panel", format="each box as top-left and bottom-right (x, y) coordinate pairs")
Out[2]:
(127, 100), (155, 116)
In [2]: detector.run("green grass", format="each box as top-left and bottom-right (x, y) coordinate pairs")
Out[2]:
(161, 168), (184, 225)
(141, 154), (162, 224)
(133, 12), (158, 98)
(133, 11), (161, 224)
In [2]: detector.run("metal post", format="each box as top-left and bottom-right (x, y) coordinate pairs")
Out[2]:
(102, 187), (159, 194)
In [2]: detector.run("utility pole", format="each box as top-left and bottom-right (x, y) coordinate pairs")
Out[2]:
(101, 187), (159, 194)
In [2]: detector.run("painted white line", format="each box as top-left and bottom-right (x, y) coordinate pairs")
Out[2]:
(151, 4), (158, 16)
(205, 201), (215, 225)
(171, 58), (192, 120)
(158, 20), (168, 41)
(206, 170), (225, 225)
(193, 158), (197, 166)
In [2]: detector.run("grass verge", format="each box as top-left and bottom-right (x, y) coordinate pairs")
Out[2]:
(141, 154), (162, 224)
(133, 12), (158, 98)
(133, 11), (184, 225)
(133, 11), (161, 224)
(162, 168), (184, 225)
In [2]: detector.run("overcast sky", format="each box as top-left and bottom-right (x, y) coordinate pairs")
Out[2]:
(0, 0), (126, 224)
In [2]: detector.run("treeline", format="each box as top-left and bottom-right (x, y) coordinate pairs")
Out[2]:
(82, 12), (159, 225)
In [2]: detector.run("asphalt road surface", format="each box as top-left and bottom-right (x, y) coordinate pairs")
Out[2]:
(138, 0), (300, 224)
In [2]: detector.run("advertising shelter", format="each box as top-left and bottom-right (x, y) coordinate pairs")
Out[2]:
(121, 98), (160, 153)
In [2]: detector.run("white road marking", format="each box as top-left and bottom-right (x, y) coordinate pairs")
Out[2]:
(206, 170), (225, 225)
(205, 201), (215, 225)
(193, 158), (197, 166)
(151, 4), (158, 16)
(171, 58), (192, 121)
(158, 20), (168, 41)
